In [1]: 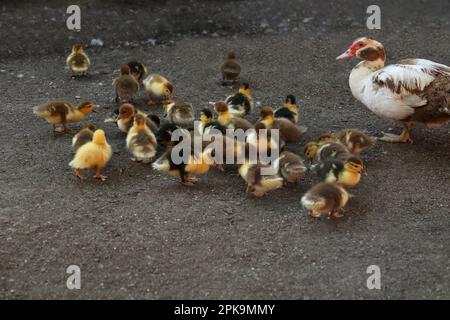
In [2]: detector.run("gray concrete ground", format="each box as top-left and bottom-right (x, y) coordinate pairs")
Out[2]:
(0, 0), (449, 299)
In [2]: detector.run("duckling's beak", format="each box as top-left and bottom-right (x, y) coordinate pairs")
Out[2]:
(92, 105), (99, 113)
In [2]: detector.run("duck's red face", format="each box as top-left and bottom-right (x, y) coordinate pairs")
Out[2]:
(336, 37), (368, 60)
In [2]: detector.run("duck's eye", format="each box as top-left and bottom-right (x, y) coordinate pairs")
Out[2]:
(359, 42), (364, 47)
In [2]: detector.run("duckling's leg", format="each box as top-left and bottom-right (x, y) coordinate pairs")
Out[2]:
(94, 167), (107, 181)
(308, 210), (321, 218)
(74, 169), (87, 181)
(379, 121), (414, 144)
(63, 122), (72, 134)
(330, 210), (344, 219)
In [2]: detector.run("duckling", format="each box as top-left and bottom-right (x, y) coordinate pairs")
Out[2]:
(164, 101), (195, 130)
(301, 182), (350, 219)
(127, 61), (148, 83)
(66, 44), (90, 77)
(305, 141), (351, 163)
(117, 103), (159, 133)
(198, 108), (227, 136)
(33, 100), (96, 133)
(156, 122), (183, 147)
(113, 64), (140, 103)
(144, 74), (174, 105)
(334, 129), (375, 154)
(69, 129), (112, 181)
(238, 161), (283, 197)
(278, 150), (307, 184)
(274, 95), (299, 123)
(152, 141), (210, 186)
(211, 101), (253, 131)
(202, 135), (246, 171)
(225, 82), (254, 117)
(315, 156), (364, 188)
(259, 106), (306, 143)
(126, 114), (157, 163)
(72, 124), (95, 152)
(221, 51), (241, 85)
(246, 122), (281, 156)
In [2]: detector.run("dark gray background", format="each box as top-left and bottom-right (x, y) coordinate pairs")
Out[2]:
(0, 0), (449, 299)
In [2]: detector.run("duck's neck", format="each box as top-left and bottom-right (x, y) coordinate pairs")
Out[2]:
(349, 58), (385, 100)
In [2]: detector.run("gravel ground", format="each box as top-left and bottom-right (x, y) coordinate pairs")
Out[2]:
(0, 0), (449, 299)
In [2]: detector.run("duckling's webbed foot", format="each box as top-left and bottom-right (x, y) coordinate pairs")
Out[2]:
(74, 169), (87, 182)
(308, 210), (321, 218)
(330, 210), (344, 219)
(181, 174), (197, 186)
(94, 168), (107, 181)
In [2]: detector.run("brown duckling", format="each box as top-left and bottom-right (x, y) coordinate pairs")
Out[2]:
(334, 129), (375, 154)
(301, 182), (350, 219)
(127, 61), (148, 83)
(72, 124), (95, 152)
(33, 100), (96, 133)
(259, 106), (306, 143)
(126, 114), (157, 163)
(221, 51), (241, 85)
(113, 64), (140, 103)
(69, 129), (112, 182)
(225, 82), (254, 117)
(246, 122), (281, 156)
(278, 150), (307, 184)
(304, 141), (351, 163)
(66, 44), (90, 77)
(238, 161), (283, 197)
(211, 101), (253, 131)
(274, 95), (299, 124)
(164, 101), (195, 130)
(315, 156), (364, 188)
(117, 103), (159, 133)
(144, 74), (174, 105)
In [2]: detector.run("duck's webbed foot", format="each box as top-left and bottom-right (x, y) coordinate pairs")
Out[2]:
(379, 122), (414, 144)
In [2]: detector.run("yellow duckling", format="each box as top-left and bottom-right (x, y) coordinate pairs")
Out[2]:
(315, 156), (364, 188)
(259, 106), (306, 143)
(33, 100), (96, 133)
(113, 64), (140, 103)
(127, 61), (148, 83)
(164, 101), (195, 130)
(225, 82), (254, 117)
(72, 124), (95, 152)
(239, 160), (283, 197)
(301, 182), (350, 219)
(221, 51), (241, 85)
(278, 150), (307, 184)
(274, 95), (299, 123)
(66, 44), (90, 77)
(144, 74), (174, 105)
(211, 101), (253, 131)
(69, 129), (112, 181)
(126, 114), (157, 163)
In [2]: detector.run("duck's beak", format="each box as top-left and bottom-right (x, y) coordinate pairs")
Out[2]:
(336, 49), (355, 61)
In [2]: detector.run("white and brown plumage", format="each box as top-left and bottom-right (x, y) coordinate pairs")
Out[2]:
(225, 82), (254, 117)
(337, 37), (450, 143)
(127, 61), (148, 83)
(259, 106), (306, 144)
(143, 74), (174, 105)
(301, 182), (350, 219)
(164, 101), (195, 130)
(113, 64), (140, 103)
(238, 161), (283, 197)
(274, 95), (299, 124)
(33, 100), (96, 133)
(66, 44), (90, 77)
(221, 51), (241, 85)
(126, 114), (157, 163)
(278, 150), (307, 184)
(332, 129), (374, 154)
(117, 103), (159, 133)
(69, 129), (112, 181)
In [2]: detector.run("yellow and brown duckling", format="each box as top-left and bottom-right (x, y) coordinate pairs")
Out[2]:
(301, 182), (350, 219)
(198, 108), (227, 136)
(246, 122), (281, 156)
(221, 51), (241, 85)
(152, 141), (211, 186)
(278, 150), (307, 184)
(259, 106), (306, 144)
(274, 95), (299, 124)
(72, 124), (95, 152)
(33, 100), (96, 133)
(304, 140), (351, 163)
(117, 103), (159, 133)
(315, 156), (364, 188)
(144, 73), (174, 105)
(333, 129), (375, 154)
(126, 114), (157, 163)
(69, 129), (112, 182)
(127, 61), (148, 84)
(113, 64), (140, 103)
(164, 101), (195, 130)
(238, 160), (283, 197)
(225, 82), (254, 117)
(66, 44), (90, 77)
(211, 101), (253, 131)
